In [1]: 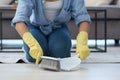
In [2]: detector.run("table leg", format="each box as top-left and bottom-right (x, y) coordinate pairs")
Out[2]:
(0, 12), (2, 50)
(104, 10), (107, 52)
(89, 9), (107, 52)
(95, 12), (98, 49)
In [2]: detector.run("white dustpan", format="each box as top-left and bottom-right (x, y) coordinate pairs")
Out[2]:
(39, 55), (81, 71)
(60, 55), (81, 71)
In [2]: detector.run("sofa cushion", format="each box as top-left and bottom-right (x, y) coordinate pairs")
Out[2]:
(0, 5), (15, 19)
(110, 0), (118, 5)
(85, 0), (120, 19)
(85, 0), (113, 6)
(0, 0), (13, 5)
(87, 6), (120, 19)
(117, 0), (120, 5)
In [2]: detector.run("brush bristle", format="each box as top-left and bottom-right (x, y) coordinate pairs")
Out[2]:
(39, 56), (61, 71)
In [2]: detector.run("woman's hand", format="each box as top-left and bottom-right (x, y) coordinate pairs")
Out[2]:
(76, 31), (90, 60)
(23, 32), (43, 64)
(15, 22), (43, 64)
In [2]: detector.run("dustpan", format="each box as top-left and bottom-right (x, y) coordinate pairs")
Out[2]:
(39, 55), (81, 71)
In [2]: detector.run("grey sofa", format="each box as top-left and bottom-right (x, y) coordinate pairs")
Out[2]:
(68, 4), (120, 45)
(90, 6), (120, 46)
(1, 1), (120, 45)
(2, 13), (20, 39)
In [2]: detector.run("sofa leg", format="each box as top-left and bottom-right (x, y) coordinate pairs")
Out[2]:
(114, 39), (119, 46)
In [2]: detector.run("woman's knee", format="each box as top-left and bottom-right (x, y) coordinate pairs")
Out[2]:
(48, 44), (71, 58)
(48, 25), (71, 58)
(48, 37), (71, 58)
(23, 43), (36, 63)
(26, 54), (36, 63)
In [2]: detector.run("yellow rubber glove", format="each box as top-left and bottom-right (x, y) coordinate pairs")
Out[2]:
(23, 32), (43, 64)
(76, 31), (90, 60)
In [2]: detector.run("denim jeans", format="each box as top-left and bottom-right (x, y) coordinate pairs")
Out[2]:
(23, 23), (72, 63)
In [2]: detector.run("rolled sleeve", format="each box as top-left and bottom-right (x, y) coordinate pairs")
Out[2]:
(11, 0), (33, 27)
(71, 0), (91, 27)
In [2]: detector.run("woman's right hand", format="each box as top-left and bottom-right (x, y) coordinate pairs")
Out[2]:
(23, 32), (43, 64)
(15, 22), (43, 64)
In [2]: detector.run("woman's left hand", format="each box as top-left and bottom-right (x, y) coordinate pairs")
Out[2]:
(76, 31), (90, 60)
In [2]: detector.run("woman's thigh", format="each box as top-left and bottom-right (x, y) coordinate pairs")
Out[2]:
(48, 24), (72, 58)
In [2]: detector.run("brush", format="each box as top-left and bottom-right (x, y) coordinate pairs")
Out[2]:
(39, 56), (61, 71)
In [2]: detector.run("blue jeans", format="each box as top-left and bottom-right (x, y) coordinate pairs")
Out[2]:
(23, 23), (72, 63)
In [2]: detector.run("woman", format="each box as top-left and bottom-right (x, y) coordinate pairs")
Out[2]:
(12, 0), (91, 64)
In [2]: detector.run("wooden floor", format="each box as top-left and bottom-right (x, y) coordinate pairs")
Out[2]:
(0, 63), (120, 80)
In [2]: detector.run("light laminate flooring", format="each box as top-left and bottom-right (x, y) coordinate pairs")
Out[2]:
(0, 63), (120, 80)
